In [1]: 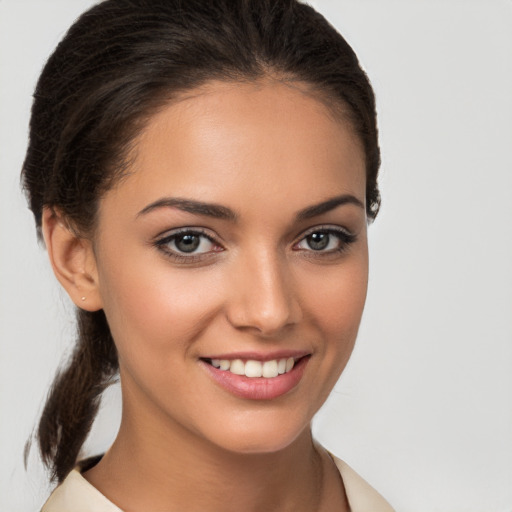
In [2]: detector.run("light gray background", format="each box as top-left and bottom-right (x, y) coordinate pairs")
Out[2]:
(1, 1), (511, 511)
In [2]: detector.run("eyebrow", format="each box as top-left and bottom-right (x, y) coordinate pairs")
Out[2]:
(137, 198), (237, 221)
(137, 194), (364, 222)
(295, 194), (364, 221)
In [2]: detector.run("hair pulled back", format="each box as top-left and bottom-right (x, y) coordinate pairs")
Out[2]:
(22, 0), (381, 483)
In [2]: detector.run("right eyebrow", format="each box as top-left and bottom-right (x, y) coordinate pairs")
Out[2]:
(136, 197), (238, 221)
(295, 194), (364, 221)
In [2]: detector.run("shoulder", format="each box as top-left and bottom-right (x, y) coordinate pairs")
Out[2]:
(40, 467), (122, 512)
(330, 453), (395, 512)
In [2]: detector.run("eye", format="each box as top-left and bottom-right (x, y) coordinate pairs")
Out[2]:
(154, 228), (222, 260)
(294, 227), (356, 254)
(172, 233), (212, 253)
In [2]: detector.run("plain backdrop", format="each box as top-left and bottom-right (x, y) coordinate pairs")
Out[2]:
(1, 1), (511, 511)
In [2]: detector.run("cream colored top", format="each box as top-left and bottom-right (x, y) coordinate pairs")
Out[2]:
(41, 454), (394, 512)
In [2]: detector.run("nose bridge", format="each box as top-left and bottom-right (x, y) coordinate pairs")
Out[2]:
(227, 246), (300, 335)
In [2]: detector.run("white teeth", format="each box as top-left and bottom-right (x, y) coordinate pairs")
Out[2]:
(245, 360), (263, 378)
(209, 356), (300, 378)
(230, 359), (245, 375)
(219, 359), (230, 371)
(262, 360), (279, 378)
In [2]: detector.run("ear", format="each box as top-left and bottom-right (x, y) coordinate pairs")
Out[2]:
(42, 207), (103, 312)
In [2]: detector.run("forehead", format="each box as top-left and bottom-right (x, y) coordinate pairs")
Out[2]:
(104, 79), (366, 220)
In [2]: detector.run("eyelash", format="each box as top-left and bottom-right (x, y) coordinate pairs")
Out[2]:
(153, 225), (357, 263)
(293, 226), (357, 257)
(154, 228), (221, 264)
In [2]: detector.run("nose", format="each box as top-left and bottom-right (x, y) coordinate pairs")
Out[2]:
(225, 251), (302, 336)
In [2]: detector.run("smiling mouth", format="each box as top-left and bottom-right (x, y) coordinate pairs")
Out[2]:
(202, 356), (306, 379)
(200, 355), (311, 400)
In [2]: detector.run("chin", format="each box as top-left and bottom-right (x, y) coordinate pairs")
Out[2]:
(200, 409), (313, 456)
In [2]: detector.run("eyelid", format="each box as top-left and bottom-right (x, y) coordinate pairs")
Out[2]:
(294, 224), (355, 244)
(153, 226), (217, 243)
(297, 224), (354, 238)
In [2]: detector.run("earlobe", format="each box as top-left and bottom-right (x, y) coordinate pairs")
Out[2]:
(41, 207), (103, 312)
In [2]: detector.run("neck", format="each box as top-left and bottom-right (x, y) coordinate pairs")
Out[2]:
(87, 427), (323, 511)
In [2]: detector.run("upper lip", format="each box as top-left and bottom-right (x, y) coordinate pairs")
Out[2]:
(200, 350), (311, 362)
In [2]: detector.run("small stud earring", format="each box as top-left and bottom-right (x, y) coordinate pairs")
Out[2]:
(81, 296), (86, 301)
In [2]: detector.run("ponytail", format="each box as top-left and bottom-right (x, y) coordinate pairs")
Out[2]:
(36, 310), (118, 483)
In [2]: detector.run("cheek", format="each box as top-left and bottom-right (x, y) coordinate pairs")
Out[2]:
(322, 270), (367, 335)
(96, 248), (223, 362)
(301, 249), (368, 357)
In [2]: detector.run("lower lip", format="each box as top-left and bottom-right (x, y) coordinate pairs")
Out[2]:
(201, 356), (310, 400)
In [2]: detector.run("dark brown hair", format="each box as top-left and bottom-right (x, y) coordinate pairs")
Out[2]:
(22, 0), (381, 483)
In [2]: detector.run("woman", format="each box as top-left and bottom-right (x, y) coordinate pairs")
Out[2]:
(22, 0), (393, 510)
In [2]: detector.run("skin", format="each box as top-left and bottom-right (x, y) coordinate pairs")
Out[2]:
(43, 79), (368, 511)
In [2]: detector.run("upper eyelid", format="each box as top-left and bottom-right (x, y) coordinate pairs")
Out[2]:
(295, 224), (354, 241)
(154, 227), (220, 243)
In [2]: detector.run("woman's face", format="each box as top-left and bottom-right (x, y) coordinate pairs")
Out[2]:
(91, 80), (368, 454)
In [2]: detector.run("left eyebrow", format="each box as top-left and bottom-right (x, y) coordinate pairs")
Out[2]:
(295, 194), (364, 221)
